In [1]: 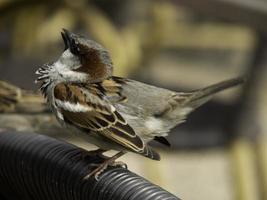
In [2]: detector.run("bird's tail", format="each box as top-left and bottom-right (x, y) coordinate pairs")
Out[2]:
(181, 77), (245, 109)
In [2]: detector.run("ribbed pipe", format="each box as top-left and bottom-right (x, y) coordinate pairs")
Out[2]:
(0, 131), (180, 200)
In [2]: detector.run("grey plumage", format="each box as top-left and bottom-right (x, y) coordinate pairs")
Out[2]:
(35, 29), (245, 163)
(107, 77), (245, 143)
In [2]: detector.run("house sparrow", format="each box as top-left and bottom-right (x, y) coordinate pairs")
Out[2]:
(35, 29), (244, 178)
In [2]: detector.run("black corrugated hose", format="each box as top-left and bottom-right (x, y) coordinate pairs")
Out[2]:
(0, 131), (181, 200)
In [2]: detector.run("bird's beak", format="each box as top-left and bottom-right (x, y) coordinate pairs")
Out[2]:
(61, 29), (72, 50)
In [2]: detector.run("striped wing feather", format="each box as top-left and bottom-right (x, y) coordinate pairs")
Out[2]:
(54, 83), (145, 153)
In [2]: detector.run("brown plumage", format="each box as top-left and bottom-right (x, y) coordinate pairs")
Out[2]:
(62, 29), (113, 83)
(35, 29), (245, 179)
(54, 82), (160, 160)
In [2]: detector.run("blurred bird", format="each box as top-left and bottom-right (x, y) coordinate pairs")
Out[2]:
(0, 81), (21, 112)
(35, 29), (244, 178)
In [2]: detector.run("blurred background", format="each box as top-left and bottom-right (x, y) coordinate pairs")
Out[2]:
(1, 0), (267, 199)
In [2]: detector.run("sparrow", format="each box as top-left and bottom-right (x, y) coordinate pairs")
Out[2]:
(35, 29), (244, 178)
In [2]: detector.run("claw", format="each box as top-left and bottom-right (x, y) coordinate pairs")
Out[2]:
(83, 151), (126, 181)
(84, 163), (109, 180)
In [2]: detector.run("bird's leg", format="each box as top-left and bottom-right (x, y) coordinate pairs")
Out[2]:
(84, 151), (127, 180)
(88, 149), (107, 155)
(79, 148), (108, 160)
(87, 149), (108, 159)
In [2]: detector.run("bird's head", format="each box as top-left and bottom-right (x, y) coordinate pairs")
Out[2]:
(35, 29), (113, 92)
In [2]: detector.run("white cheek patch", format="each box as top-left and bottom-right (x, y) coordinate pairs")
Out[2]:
(46, 49), (94, 84)
(60, 49), (80, 67)
(55, 99), (92, 112)
(54, 50), (79, 70)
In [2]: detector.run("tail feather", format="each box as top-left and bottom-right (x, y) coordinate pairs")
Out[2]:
(183, 77), (245, 108)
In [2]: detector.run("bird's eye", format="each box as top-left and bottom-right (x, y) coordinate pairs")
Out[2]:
(70, 39), (80, 55)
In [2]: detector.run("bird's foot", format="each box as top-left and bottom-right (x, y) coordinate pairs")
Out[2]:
(83, 151), (126, 181)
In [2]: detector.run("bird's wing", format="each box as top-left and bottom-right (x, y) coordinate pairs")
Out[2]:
(92, 76), (177, 115)
(53, 82), (159, 160)
(104, 76), (244, 117)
